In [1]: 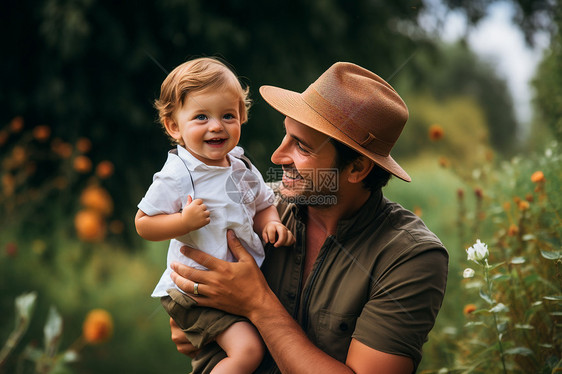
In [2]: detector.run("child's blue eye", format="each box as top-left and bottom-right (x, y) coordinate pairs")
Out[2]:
(195, 114), (207, 121)
(224, 113), (235, 120)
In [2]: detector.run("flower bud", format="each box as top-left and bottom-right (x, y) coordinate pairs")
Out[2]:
(463, 268), (475, 278)
(466, 239), (489, 263)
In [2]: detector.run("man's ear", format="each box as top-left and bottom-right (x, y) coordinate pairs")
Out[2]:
(347, 157), (374, 184)
(163, 117), (181, 142)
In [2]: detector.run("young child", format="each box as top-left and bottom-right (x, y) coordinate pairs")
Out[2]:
(135, 57), (295, 374)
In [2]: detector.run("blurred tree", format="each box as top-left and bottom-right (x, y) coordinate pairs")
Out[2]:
(440, 0), (556, 46)
(3, 0), (547, 242)
(532, 1), (562, 141)
(396, 43), (518, 155)
(0, 0), (431, 239)
(394, 93), (491, 171)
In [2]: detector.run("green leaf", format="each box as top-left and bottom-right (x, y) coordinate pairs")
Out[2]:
(514, 324), (534, 330)
(486, 262), (505, 271)
(540, 250), (561, 260)
(479, 289), (494, 305)
(550, 312), (562, 316)
(544, 295), (562, 301)
(492, 274), (510, 282)
(524, 273), (539, 286)
(504, 347), (534, 356)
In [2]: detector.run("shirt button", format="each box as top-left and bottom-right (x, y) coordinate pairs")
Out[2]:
(339, 322), (349, 331)
(288, 292), (296, 299)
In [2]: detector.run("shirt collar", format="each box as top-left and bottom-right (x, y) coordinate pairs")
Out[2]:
(290, 189), (384, 240)
(176, 145), (243, 171)
(335, 189), (384, 240)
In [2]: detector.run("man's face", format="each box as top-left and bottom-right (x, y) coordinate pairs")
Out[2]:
(270, 117), (340, 206)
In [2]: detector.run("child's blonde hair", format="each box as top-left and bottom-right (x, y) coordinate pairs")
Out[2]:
(154, 57), (251, 144)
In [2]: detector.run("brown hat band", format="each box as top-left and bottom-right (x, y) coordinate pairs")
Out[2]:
(302, 88), (393, 157)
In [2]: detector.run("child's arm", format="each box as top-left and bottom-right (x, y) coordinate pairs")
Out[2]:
(253, 205), (295, 247)
(135, 196), (210, 241)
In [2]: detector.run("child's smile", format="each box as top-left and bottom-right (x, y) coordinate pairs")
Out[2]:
(166, 88), (242, 167)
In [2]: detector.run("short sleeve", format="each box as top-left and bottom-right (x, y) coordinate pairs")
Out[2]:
(352, 246), (448, 370)
(251, 163), (275, 212)
(230, 146), (274, 213)
(137, 154), (193, 216)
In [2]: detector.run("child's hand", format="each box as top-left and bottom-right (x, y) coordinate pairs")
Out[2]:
(181, 195), (210, 232)
(262, 221), (295, 248)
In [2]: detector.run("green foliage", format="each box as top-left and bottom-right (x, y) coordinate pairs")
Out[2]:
(0, 237), (189, 373)
(396, 43), (518, 154)
(532, 23), (562, 142)
(0, 0), (429, 228)
(394, 94), (491, 170)
(417, 142), (562, 373)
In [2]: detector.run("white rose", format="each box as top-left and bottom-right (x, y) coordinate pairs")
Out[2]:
(467, 239), (489, 263)
(463, 268), (475, 278)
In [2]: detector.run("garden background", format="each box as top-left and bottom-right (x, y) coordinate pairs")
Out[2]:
(1, 0), (561, 373)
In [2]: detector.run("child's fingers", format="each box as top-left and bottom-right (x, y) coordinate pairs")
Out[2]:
(262, 229), (270, 244)
(274, 228), (295, 247)
(263, 226), (275, 244)
(286, 231), (296, 245)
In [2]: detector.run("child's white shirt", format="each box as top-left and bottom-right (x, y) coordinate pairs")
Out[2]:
(138, 145), (274, 297)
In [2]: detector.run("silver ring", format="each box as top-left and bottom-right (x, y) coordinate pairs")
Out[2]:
(193, 282), (199, 295)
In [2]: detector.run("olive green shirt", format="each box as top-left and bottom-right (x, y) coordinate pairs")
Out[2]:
(256, 188), (448, 373)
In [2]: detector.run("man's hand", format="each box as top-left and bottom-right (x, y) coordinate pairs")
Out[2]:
(170, 230), (272, 319)
(181, 195), (210, 232)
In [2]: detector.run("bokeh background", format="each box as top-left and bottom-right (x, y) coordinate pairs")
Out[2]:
(1, 0), (561, 373)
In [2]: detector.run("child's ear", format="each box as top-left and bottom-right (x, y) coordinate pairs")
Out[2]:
(163, 117), (181, 141)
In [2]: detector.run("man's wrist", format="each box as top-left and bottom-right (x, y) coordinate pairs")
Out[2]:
(248, 289), (286, 327)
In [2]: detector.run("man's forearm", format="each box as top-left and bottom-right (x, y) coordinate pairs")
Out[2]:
(250, 293), (354, 374)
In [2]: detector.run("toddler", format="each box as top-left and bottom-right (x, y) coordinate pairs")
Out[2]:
(135, 57), (294, 374)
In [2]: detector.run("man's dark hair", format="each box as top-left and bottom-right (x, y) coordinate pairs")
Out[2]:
(329, 139), (392, 192)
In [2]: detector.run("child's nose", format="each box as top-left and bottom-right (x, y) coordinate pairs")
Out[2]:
(208, 118), (224, 132)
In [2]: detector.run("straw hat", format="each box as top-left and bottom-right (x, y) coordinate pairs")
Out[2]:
(259, 62), (411, 182)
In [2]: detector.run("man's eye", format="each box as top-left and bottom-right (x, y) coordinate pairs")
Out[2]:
(296, 142), (309, 153)
(195, 114), (207, 121)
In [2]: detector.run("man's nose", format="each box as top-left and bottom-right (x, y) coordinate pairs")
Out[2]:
(271, 135), (291, 165)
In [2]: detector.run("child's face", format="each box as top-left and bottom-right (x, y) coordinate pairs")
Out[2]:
(168, 89), (242, 167)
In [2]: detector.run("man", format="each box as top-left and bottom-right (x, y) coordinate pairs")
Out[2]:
(169, 62), (448, 373)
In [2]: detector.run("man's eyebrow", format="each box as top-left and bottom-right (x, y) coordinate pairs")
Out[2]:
(282, 122), (314, 149)
(290, 134), (314, 150)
